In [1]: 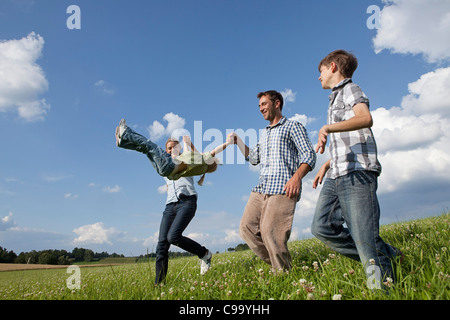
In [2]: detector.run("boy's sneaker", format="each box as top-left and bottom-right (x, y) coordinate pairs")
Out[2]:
(115, 119), (127, 146)
(200, 250), (212, 275)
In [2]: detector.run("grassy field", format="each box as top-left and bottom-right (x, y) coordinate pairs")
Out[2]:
(0, 213), (448, 300)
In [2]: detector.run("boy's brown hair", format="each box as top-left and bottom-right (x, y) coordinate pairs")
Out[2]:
(318, 50), (358, 78)
(257, 90), (284, 111)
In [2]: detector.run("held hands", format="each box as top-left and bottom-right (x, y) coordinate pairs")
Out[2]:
(182, 135), (191, 144)
(226, 132), (238, 145)
(227, 132), (250, 158)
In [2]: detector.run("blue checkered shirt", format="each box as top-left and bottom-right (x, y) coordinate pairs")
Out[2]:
(247, 116), (316, 201)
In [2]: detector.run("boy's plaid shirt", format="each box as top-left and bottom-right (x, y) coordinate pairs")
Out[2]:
(327, 78), (382, 179)
(247, 116), (316, 201)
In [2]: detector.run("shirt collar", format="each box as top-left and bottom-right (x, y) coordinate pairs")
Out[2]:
(332, 78), (352, 92)
(266, 116), (286, 129)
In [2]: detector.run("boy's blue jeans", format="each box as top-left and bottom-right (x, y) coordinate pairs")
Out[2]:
(155, 195), (207, 284)
(312, 170), (398, 285)
(119, 127), (175, 177)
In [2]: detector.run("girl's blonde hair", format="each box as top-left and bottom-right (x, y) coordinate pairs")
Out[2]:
(198, 158), (219, 186)
(165, 137), (180, 149)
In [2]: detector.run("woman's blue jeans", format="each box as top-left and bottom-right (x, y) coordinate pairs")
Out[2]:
(311, 170), (399, 285)
(119, 127), (175, 177)
(155, 195), (207, 284)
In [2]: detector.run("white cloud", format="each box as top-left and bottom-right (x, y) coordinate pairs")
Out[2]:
(103, 185), (122, 193)
(164, 112), (186, 135)
(222, 229), (241, 243)
(301, 227), (311, 235)
(281, 88), (297, 103)
(143, 231), (159, 248)
(2, 226), (71, 252)
(289, 226), (299, 241)
(0, 212), (73, 252)
(248, 163), (260, 173)
(0, 212), (16, 231)
(43, 173), (73, 182)
(94, 79), (115, 95)
(146, 210), (244, 251)
(376, 138), (450, 193)
(295, 178), (321, 219)
(147, 112), (186, 141)
(370, 1), (450, 201)
(72, 222), (123, 245)
(371, 68), (450, 193)
(373, 0), (450, 63)
(372, 107), (444, 153)
(157, 184), (167, 194)
(289, 114), (316, 127)
(148, 120), (166, 141)
(64, 193), (79, 200)
(0, 188), (15, 196)
(0, 32), (50, 121)
(186, 232), (210, 242)
(401, 67), (450, 116)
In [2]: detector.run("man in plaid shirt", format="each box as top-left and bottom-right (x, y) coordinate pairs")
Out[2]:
(312, 50), (402, 288)
(229, 90), (316, 272)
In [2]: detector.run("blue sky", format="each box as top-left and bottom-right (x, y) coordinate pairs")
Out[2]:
(1, 0), (450, 256)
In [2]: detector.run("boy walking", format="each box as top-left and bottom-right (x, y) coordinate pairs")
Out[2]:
(311, 50), (401, 288)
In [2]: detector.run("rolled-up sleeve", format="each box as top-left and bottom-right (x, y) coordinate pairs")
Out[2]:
(291, 122), (316, 171)
(246, 141), (260, 166)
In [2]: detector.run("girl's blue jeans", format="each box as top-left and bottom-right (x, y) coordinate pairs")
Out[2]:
(311, 170), (399, 285)
(119, 127), (175, 177)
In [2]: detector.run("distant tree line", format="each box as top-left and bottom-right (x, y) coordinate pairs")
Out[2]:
(137, 250), (194, 261)
(227, 243), (249, 252)
(1, 243), (250, 265)
(0, 246), (124, 265)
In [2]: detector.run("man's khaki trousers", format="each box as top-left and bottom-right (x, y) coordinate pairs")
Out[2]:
(239, 192), (296, 271)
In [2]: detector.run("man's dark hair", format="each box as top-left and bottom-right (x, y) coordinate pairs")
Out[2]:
(257, 90), (284, 111)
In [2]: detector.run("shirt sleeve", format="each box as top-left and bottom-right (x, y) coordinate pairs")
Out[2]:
(246, 141), (260, 166)
(202, 151), (215, 165)
(290, 122), (316, 171)
(343, 83), (370, 108)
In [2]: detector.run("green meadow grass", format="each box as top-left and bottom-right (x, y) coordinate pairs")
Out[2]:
(0, 213), (448, 300)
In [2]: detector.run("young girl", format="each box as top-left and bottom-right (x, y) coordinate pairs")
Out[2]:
(115, 119), (230, 185)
